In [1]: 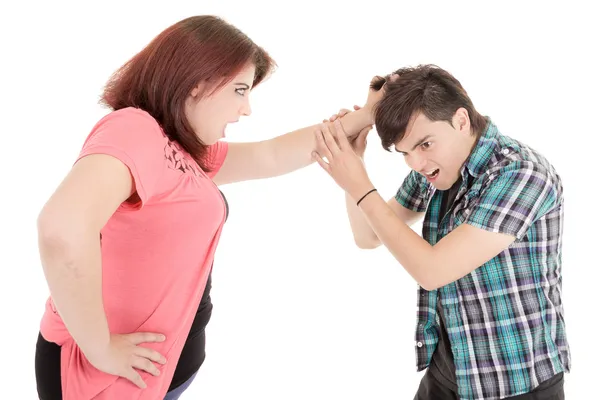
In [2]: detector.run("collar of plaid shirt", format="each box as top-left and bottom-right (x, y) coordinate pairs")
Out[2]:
(406, 119), (571, 400)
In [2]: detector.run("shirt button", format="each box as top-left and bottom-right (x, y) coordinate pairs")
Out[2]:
(417, 342), (423, 348)
(502, 148), (510, 155)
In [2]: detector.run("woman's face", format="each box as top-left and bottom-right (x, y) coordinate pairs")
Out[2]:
(185, 64), (255, 145)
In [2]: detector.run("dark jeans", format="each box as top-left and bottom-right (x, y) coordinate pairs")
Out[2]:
(35, 274), (214, 400)
(414, 368), (564, 400)
(162, 371), (198, 400)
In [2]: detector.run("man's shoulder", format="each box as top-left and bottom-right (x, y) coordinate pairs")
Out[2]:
(487, 132), (562, 191)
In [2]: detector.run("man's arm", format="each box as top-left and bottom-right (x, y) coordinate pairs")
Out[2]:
(346, 193), (424, 249)
(356, 191), (516, 290)
(348, 168), (429, 249)
(355, 162), (558, 290)
(312, 116), (558, 291)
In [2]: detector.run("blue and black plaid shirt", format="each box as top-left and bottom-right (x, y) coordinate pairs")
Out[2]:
(396, 119), (571, 399)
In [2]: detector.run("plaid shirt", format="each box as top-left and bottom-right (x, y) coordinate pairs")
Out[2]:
(395, 119), (571, 399)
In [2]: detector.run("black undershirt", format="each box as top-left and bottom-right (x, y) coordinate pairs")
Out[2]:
(35, 190), (229, 399)
(428, 177), (462, 390)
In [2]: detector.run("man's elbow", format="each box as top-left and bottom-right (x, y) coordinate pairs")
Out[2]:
(419, 281), (440, 292)
(417, 274), (448, 291)
(353, 236), (381, 250)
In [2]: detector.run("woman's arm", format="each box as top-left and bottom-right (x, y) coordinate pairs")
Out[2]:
(38, 154), (133, 354)
(212, 107), (372, 185)
(38, 154), (165, 387)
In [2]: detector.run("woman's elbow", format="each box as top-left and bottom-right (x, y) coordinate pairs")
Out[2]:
(37, 208), (90, 265)
(37, 207), (72, 246)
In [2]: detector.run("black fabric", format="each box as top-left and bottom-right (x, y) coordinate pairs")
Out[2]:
(35, 190), (228, 399)
(414, 368), (459, 400)
(429, 177), (462, 390)
(35, 332), (62, 400)
(414, 368), (564, 399)
(167, 273), (213, 390)
(429, 298), (458, 391)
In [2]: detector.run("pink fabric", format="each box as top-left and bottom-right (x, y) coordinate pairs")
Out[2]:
(39, 107), (229, 399)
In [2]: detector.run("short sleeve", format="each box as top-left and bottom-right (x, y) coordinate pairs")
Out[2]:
(395, 170), (431, 212)
(76, 108), (167, 205)
(204, 140), (229, 178)
(464, 162), (558, 240)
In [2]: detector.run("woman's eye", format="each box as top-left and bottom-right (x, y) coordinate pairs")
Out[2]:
(235, 88), (246, 96)
(421, 142), (431, 150)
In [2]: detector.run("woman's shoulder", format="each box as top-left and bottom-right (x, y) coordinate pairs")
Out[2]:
(82, 107), (166, 146)
(97, 107), (161, 131)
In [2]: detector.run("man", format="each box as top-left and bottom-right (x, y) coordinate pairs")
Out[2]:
(312, 65), (570, 399)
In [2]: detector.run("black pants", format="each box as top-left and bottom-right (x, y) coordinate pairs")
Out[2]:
(35, 274), (214, 400)
(414, 367), (564, 400)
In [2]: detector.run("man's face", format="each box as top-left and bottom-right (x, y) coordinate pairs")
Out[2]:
(394, 110), (477, 190)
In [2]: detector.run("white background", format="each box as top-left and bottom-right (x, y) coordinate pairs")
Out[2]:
(0, 0), (597, 398)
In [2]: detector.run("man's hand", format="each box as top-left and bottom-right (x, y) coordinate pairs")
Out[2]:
(312, 120), (374, 201)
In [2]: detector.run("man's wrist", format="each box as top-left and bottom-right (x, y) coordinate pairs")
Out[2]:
(356, 188), (377, 207)
(351, 183), (376, 204)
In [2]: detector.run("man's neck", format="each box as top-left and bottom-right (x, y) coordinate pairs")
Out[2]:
(468, 129), (481, 153)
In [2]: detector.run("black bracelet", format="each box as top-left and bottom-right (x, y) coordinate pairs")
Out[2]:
(356, 188), (377, 206)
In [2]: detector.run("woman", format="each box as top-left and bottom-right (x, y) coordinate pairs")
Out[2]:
(34, 15), (378, 400)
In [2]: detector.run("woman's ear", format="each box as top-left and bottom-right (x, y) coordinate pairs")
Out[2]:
(190, 83), (203, 98)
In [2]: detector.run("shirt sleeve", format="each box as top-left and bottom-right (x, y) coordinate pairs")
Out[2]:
(395, 170), (432, 212)
(464, 161), (559, 240)
(76, 108), (167, 206)
(204, 140), (229, 179)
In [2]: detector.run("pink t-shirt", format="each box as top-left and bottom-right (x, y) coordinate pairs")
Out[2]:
(39, 107), (229, 399)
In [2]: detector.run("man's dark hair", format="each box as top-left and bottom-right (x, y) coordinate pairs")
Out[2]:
(372, 64), (488, 150)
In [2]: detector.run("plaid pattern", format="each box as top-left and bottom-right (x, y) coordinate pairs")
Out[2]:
(395, 120), (570, 399)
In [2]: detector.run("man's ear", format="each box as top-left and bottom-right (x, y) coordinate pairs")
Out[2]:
(453, 107), (471, 135)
